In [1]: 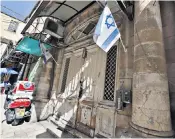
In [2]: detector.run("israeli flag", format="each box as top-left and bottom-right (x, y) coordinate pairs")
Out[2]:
(39, 41), (52, 64)
(93, 6), (120, 52)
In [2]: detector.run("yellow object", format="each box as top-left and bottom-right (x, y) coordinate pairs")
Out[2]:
(16, 108), (25, 117)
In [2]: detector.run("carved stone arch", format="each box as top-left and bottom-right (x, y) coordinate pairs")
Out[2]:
(65, 15), (100, 44)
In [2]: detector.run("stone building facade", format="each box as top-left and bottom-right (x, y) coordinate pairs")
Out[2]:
(22, 1), (175, 137)
(0, 12), (25, 59)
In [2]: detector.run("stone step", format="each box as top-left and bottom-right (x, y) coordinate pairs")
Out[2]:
(39, 120), (75, 138)
(48, 116), (90, 138)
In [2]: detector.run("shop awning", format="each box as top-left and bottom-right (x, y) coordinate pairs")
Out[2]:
(16, 37), (51, 56)
(21, 1), (96, 34)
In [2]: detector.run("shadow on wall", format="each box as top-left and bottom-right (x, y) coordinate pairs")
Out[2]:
(31, 57), (93, 137)
(159, 1), (175, 132)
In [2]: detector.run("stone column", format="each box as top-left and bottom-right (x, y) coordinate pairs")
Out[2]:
(160, 1), (175, 131)
(52, 48), (65, 97)
(131, 1), (174, 137)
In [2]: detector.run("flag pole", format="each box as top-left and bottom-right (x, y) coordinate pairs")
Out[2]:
(50, 54), (59, 66)
(120, 37), (127, 52)
(113, 0), (127, 53)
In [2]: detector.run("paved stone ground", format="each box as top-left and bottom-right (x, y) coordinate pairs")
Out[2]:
(0, 94), (52, 138)
(0, 94), (75, 138)
(1, 121), (49, 138)
(0, 94), (143, 138)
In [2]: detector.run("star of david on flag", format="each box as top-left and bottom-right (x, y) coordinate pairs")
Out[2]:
(39, 40), (52, 64)
(93, 6), (120, 52)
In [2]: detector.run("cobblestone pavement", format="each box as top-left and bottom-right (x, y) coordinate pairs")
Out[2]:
(0, 94), (77, 138)
(0, 94), (57, 138)
(0, 121), (52, 138)
(0, 94), (142, 138)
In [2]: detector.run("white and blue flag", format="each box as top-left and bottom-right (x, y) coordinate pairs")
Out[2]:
(93, 6), (120, 52)
(39, 41), (52, 64)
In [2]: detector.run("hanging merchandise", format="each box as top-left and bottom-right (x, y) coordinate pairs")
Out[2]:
(16, 36), (51, 56)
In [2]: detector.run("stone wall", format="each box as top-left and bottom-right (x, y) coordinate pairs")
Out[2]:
(51, 3), (135, 137)
(33, 48), (64, 121)
(31, 1), (175, 137)
(46, 1), (135, 137)
(64, 3), (102, 44)
(115, 13), (134, 129)
(160, 1), (175, 131)
(131, 1), (173, 137)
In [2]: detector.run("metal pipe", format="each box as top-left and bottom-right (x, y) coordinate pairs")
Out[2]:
(21, 54), (29, 80)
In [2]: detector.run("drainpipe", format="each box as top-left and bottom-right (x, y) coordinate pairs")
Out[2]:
(21, 54), (29, 80)
(23, 55), (32, 79)
(17, 63), (25, 80)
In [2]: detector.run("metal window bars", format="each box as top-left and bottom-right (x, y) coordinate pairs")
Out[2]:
(61, 58), (70, 92)
(8, 20), (19, 32)
(103, 45), (117, 101)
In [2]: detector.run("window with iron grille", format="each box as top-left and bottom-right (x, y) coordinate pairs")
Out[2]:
(82, 22), (96, 35)
(8, 20), (19, 32)
(61, 58), (70, 92)
(103, 45), (117, 101)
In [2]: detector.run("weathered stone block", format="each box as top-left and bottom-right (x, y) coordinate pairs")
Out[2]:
(132, 106), (172, 132)
(165, 49), (175, 63)
(160, 1), (175, 19)
(160, 3), (175, 134)
(119, 78), (132, 90)
(117, 104), (132, 116)
(162, 25), (175, 38)
(133, 73), (168, 91)
(134, 57), (166, 73)
(132, 89), (170, 110)
(167, 63), (175, 78)
(90, 115), (96, 129)
(115, 114), (131, 128)
(119, 69), (133, 78)
(135, 17), (160, 33)
(168, 78), (175, 93)
(134, 29), (163, 46)
(134, 43), (164, 61)
(163, 36), (175, 50)
(161, 12), (175, 27)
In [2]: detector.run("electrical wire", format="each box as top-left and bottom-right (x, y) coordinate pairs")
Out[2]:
(3, 54), (39, 64)
(2, 21), (44, 24)
(1, 4), (44, 34)
(1, 5), (45, 59)
(1, 5), (25, 19)
(1, 3), (69, 49)
(1, 21), (12, 23)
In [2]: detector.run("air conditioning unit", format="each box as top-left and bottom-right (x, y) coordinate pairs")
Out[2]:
(117, 1), (134, 21)
(43, 18), (64, 39)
